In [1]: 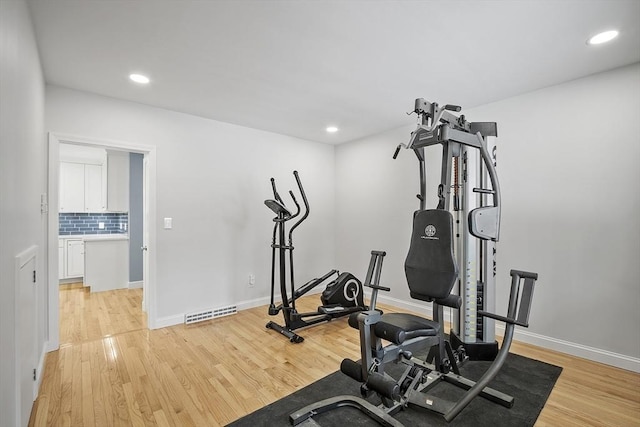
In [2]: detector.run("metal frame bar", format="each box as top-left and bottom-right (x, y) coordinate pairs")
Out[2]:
(289, 395), (405, 427)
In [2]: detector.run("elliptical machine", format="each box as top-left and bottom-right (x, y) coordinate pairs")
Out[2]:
(265, 170), (366, 343)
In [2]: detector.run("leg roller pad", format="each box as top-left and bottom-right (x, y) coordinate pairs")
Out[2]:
(367, 372), (400, 400)
(340, 359), (363, 382)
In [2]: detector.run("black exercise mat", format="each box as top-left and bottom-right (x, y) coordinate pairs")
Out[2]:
(228, 352), (562, 427)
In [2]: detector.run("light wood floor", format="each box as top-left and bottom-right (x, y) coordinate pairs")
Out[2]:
(59, 283), (146, 345)
(30, 291), (640, 426)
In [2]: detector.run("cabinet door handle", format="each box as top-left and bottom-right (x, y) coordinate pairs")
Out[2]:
(141, 246), (148, 251)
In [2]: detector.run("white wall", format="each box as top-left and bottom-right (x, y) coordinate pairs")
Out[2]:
(336, 63), (640, 370)
(0, 0), (47, 425)
(336, 125), (439, 306)
(45, 86), (336, 325)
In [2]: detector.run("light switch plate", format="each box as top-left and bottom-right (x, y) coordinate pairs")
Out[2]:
(164, 218), (172, 229)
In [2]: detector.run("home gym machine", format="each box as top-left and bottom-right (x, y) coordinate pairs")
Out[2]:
(289, 99), (539, 426)
(265, 170), (367, 343)
(396, 97), (502, 361)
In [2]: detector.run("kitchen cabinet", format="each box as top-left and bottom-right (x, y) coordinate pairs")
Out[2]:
(59, 161), (107, 212)
(59, 237), (85, 280)
(65, 239), (85, 278)
(84, 164), (105, 212)
(106, 150), (129, 212)
(59, 162), (85, 212)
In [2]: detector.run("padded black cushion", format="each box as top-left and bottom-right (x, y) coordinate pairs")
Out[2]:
(348, 312), (360, 329)
(405, 210), (459, 300)
(374, 313), (440, 345)
(347, 310), (384, 329)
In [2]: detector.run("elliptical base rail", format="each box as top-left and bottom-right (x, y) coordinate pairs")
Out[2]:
(266, 321), (304, 343)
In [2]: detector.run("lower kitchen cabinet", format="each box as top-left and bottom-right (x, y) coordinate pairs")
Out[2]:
(59, 238), (84, 280)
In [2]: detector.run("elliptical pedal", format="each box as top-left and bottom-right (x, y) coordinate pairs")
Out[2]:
(318, 304), (346, 314)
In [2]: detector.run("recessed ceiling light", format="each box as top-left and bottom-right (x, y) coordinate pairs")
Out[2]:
(129, 73), (150, 84)
(587, 30), (619, 45)
(326, 126), (338, 133)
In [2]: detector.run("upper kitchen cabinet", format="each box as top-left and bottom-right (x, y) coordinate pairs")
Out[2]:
(84, 163), (106, 211)
(106, 150), (129, 212)
(59, 144), (107, 213)
(59, 162), (85, 212)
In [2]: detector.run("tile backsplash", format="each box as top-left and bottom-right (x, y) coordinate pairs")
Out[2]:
(59, 212), (128, 235)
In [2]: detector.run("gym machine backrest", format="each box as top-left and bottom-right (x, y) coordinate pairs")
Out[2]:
(405, 209), (458, 301)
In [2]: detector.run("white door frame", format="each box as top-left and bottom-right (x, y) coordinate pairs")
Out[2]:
(142, 155), (149, 312)
(46, 132), (158, 351)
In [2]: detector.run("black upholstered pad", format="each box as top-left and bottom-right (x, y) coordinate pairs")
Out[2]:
(405, 209), (459, 300)
(348, 312), (360, 329)
(374, 313), (440, 345)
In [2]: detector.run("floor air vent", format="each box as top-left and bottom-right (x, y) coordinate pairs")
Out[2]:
(184, 305), (237, 325)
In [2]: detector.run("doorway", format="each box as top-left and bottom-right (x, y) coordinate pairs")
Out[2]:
(46, 133), (157, 351)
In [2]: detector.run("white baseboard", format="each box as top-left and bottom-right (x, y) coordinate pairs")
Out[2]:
(497, 326), (640, 373)
(236, 296), (271, 311)
(154, 314), (184, 329)
(374, 292), (435, 317)
(375, 293), (640, 373)
(128, 281), (143, 289)
(45, 340), (59, 353)
(58, 278), (83, 285)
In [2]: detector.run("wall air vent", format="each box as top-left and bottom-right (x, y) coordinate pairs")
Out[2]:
(184, 305), (237, 325)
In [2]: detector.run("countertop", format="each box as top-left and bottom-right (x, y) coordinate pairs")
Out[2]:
(60, 234), (129, 241)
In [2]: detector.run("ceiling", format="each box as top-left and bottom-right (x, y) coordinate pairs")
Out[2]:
(27, 0), (640, 144)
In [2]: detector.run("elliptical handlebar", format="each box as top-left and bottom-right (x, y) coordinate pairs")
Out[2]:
(266, 171), (312, 240)
(289, 170), (310, 237)
(267, 176), (303, 221)
(270, 177), (283, 205)
(288, 190), (301, 221)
